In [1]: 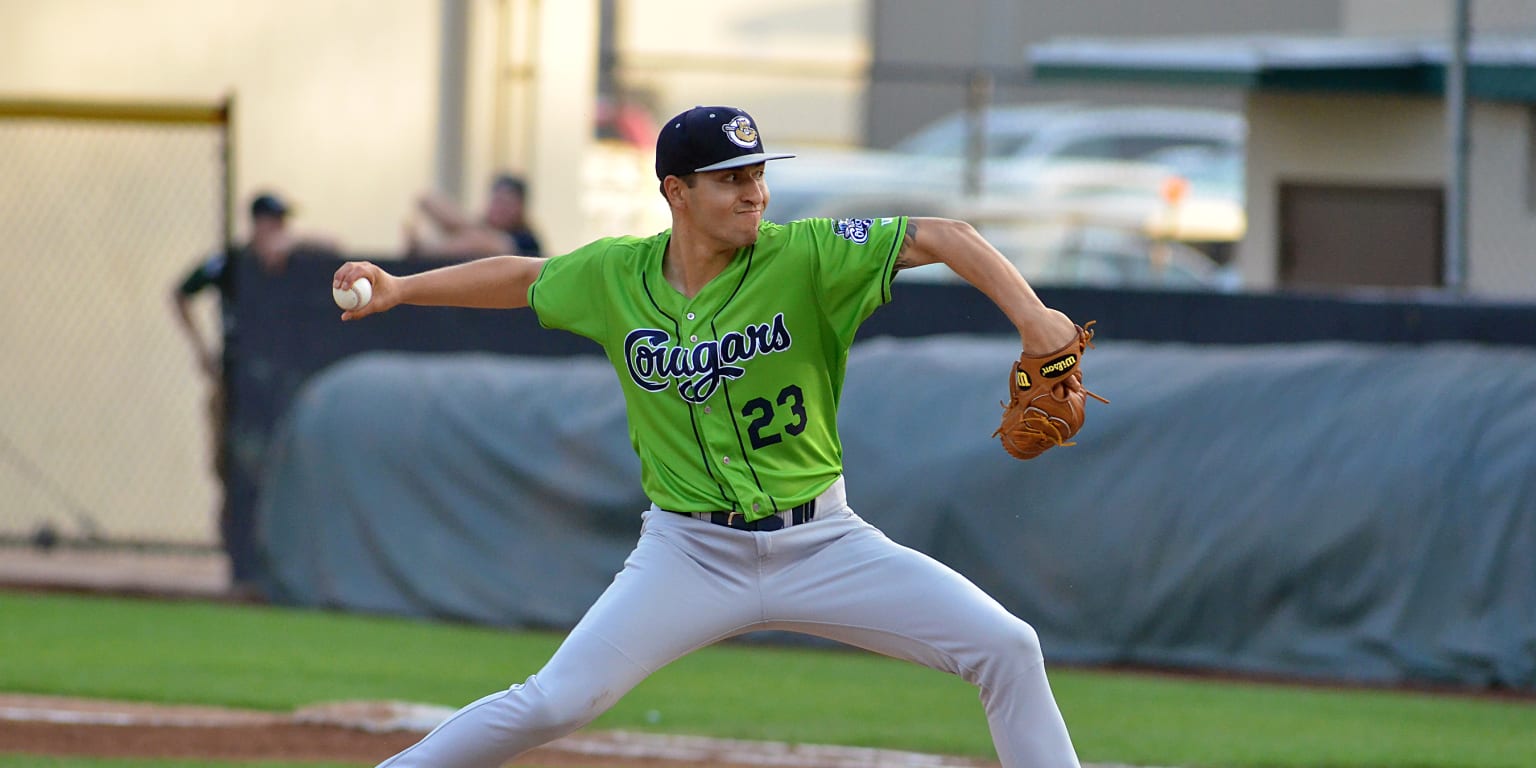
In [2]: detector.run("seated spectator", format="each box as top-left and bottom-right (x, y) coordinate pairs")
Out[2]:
(406, 174), (543, 259)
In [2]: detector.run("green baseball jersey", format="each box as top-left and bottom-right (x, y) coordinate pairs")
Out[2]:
(529, 216), (907, 520)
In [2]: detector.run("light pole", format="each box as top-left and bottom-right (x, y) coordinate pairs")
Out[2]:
(1444, 0), (1470, 293)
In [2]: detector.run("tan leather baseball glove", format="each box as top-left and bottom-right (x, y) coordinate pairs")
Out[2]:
(993, 321), (1109, 460)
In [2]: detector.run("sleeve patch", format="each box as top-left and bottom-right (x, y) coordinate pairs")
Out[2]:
(834, 218), (873, 245)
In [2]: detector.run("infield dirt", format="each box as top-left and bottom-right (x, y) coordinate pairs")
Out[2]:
(0, 693), (1000, 767)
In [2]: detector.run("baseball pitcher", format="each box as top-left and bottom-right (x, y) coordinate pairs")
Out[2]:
(334, 105), (1097, 768)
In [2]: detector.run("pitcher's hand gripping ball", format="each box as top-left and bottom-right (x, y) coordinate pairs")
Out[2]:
(333, 277), (373, 311)
(994, 321), (1109, 460)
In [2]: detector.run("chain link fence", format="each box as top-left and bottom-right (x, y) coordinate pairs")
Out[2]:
(0, 99), (230, 550)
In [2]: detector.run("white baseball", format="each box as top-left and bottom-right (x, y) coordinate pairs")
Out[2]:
(333, 277), (373, 310)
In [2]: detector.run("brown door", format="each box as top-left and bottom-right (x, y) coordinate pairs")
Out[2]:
(1278, 183), (1443, 289)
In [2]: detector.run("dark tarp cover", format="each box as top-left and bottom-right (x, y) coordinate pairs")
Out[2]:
(259, 336), (1536, 690)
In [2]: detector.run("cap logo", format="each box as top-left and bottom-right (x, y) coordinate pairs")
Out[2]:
(721, 116), (759, 149)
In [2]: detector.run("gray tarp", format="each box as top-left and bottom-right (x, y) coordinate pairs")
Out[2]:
(259, 337), (1536, 690)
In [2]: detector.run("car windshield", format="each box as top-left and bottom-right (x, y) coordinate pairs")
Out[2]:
(891, 117), (1038, 159)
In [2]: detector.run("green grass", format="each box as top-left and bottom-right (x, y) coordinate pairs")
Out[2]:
(2, 590), (1534, 767)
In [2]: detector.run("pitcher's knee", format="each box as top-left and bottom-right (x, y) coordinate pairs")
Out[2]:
(516, 678), (616, 735)
(975, 617), (1045, 679)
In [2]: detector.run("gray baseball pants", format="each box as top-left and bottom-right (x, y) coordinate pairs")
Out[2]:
(378, 477), (1080, 768)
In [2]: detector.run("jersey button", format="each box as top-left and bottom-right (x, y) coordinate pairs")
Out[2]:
(703, 406), (712, 414)
(752, 503), (761, 512)
(690, 335), (698, 342)
(686, 312), (696, 320)
(722, 456), (730, 464)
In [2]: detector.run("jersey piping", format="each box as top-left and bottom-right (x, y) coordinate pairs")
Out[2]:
(640, 246), (735, 508)
(705, 245), (780, 511)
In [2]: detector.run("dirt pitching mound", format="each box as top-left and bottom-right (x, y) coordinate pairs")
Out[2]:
(0, 693), (999, 767)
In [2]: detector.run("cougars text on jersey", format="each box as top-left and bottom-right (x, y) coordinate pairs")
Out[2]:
(624, 312), (793, 403)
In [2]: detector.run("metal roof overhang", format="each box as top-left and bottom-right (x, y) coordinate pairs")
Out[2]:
(1028, 34), (1536, 102)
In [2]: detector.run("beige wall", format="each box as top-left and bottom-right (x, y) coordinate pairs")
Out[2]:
(0, 0), (556, 545)
(0, 0), (443, 253)
(0, 0), (867, 252)
(0, 0), (866, 544)
(0, 0), (446, 545)
(1243, 93), (1447, 291)
(617, 0), (869, 148)
(1342, 0), (1536, 34)
(1242, 91), (1536, 297)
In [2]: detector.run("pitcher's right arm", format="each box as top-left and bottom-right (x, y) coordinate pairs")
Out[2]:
(333, 255), (546, 321)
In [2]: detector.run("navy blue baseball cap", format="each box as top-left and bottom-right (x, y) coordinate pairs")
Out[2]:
(249, 192), (290, 219)
(654, 106), (795, 180)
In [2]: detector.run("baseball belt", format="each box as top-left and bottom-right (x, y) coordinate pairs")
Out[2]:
(664, 476), (845, 532)
(668, 502), (816, 531)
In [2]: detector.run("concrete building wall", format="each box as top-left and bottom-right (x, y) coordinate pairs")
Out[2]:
(1342, 0), (1536, 34)
(1242, 93), (1446, 290)
(1242, 92), (1536, 298)
(1466, 103), (1536, 297)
